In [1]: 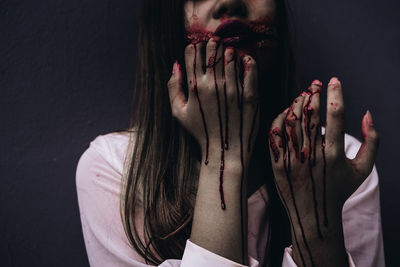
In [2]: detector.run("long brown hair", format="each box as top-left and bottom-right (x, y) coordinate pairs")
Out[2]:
(120, 0), (297, 266)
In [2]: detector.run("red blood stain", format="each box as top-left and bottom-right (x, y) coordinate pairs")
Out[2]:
(303, 89), (323, 240)
(268, 127), (282, 162)
(193, 45), (210, 165)
(185, 16), (276, 49)
(286, 108), (300, 159)
(282, 129), (313, 267)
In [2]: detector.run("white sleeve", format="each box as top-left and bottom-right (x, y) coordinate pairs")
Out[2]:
(281, 134), (385, 267)
(76, 134), (259, 267)
(341, 134), (385, 266)
(282, 246), (355, 267)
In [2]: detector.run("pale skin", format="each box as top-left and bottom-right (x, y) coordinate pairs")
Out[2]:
(167, 0), (379, 266)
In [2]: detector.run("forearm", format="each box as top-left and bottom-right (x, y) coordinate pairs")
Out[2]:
(190, 152), (248, 265)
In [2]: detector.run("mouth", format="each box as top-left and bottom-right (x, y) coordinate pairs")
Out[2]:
(186, 17), (277, 50)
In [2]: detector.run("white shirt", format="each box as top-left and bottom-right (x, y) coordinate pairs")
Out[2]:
(76, 131), (385, 266)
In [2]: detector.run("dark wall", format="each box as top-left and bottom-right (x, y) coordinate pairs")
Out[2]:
(1, 1), (139, 266)
(1, 0), (398, 266)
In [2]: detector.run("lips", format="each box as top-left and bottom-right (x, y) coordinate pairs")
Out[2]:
(186, 18), (277, 50)
(214, 19), (276, 47)
(214, 20), (254, 39)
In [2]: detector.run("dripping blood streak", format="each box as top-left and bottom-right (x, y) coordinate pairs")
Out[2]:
(234, 58), (241, 109)
(304, 91), (323, 240)
(273, 173), (306, 267)
(312, 124), (320, 167)
(222, 49), (229, 150)
(269, 127), (281, 162)
(247, 103), (259, 152)
(286, 110), (301, 159)
(268, 128), (306, 266)
(236, 57), (246, 264)
(193, 45), (210, 165)
(321, 135), (328, 226)
(283, 132), (315, 267)
(213, 43), (226, 210)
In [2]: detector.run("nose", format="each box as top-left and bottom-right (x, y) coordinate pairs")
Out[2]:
(212, 0), (247, 20)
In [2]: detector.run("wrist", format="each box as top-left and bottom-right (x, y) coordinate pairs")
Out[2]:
(200, 144), (252, 174)
(291, 217), (348, 267)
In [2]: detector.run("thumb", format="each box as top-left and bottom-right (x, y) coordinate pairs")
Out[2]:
(352, 110), (380, 179)
(167, 61), (187, 120)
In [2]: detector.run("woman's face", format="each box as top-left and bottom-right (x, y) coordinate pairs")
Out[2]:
(183, 0), (279, 74)
(184, 0), (277, 53)
(184, 0), (276, 31)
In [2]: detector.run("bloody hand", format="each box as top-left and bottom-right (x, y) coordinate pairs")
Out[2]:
(268, 78), (379, 267)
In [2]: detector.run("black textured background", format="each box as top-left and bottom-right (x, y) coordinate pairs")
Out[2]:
(1, 0), (398, 266)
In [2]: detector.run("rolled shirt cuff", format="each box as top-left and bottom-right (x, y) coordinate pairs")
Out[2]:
(181, 239), (259, 267)
(282, 245), (356, 267)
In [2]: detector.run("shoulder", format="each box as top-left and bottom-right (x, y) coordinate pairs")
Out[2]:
(75, 130), (134, 189)
(75, 130), (150, 266)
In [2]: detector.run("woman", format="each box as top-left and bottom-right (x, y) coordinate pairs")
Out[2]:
(76, 0), (385, 266)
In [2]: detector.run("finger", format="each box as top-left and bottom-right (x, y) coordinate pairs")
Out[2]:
(301, 80), (322, 163)
(195, 42), (204, 75)
(223, 46), (236, 149)
(205, 37), (220, 76)
(167, 61), (187, 120)
(242, 55), (258, 104)
(352, 110), (380, 178)
(235, 53), (243, 109)
(325, 77), (345, 155)
(214, 41), (224, 90)
(224, 46), (237, 97)
(285, 95), (305, 161)
(185, 44), (196, 93)
(269, 109), (289, 166)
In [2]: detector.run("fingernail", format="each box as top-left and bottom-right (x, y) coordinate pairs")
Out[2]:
(329, 77), (340, 85)
(312, 80), (323, 86)
(284, 107), (290, 114)
(300, 91), (307, 97)
(366, 110), (374, 126)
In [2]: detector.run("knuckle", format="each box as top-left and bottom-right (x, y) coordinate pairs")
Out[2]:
(224, 47), (235, 64)
(273, 161), (285, 171)
(328, 102), (345, 117)
(285, 113), (298, 125)
(207, 38), (218, 51)
(368, 129), (380, 143)
(167, 77), (177, 89)
(198, 76), (209, 91)
(247, 58), (257, 69)
(243, 90), (258, 103)
(293, 96), (303, 106)
(244, 56), (257, 73)
(185, 44), (195, 57)
(269, 125), (283, 137)
(326, 145), (340, 160)
(226, 87), (236, 101)
(328, 83), (342, 91)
